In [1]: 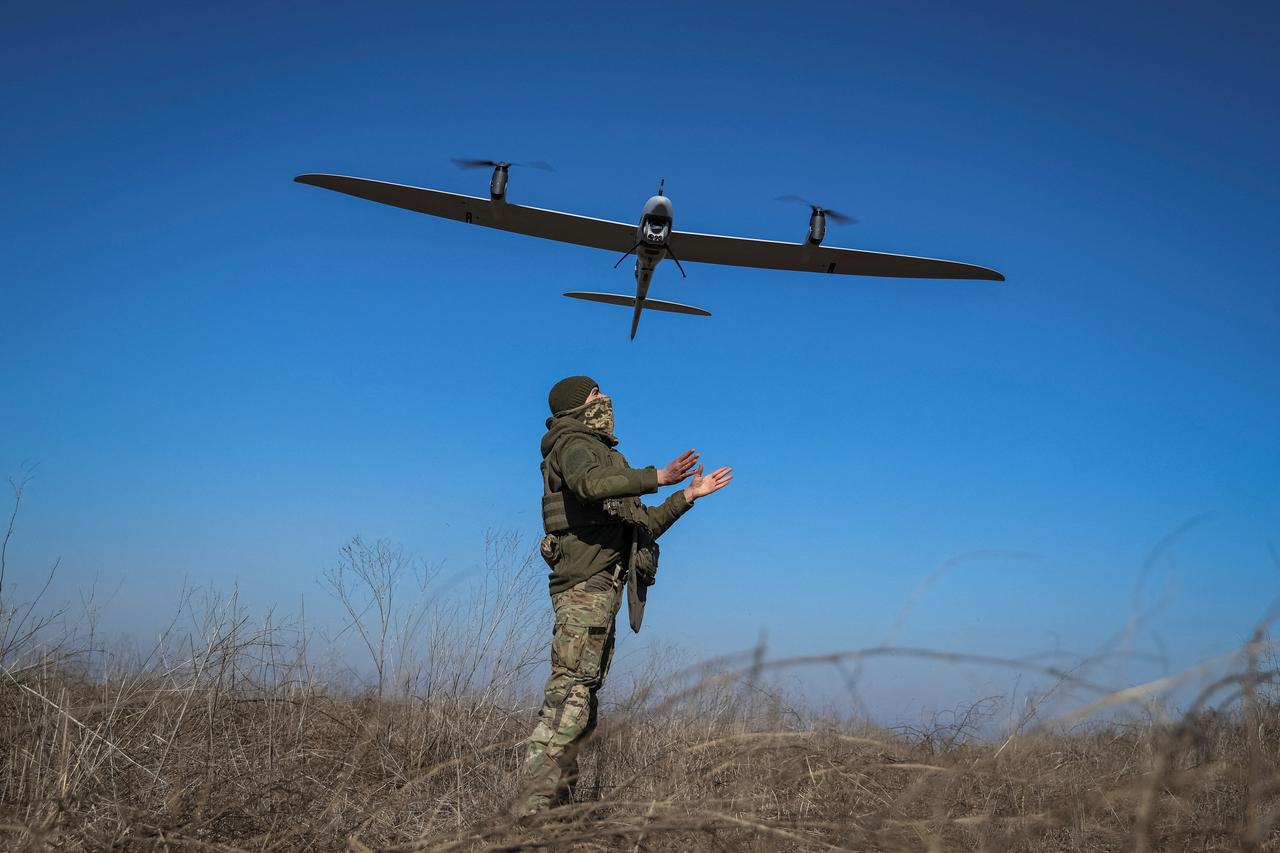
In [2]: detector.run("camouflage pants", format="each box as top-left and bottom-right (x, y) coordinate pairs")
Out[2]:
(516, 568), (623, 814)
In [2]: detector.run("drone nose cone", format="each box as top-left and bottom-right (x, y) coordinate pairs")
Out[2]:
(643, 196), (673, 217)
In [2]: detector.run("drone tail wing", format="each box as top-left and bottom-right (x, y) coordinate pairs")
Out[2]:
(562, 292), (711, 317)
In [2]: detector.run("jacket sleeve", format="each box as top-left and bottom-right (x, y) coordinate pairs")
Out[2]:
(558, 435), (660, 502)
(643, 490), (693, 540)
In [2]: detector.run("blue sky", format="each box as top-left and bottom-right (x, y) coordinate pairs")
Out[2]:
(3, 2), (1277, 714)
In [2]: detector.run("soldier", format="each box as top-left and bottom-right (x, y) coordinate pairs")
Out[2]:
(515, 375), (733, 815)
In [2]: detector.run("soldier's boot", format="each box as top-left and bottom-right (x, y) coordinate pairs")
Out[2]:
(517, 684), (594, 812)
(510, 794), (551, 819)
(514, 724), (558, 817)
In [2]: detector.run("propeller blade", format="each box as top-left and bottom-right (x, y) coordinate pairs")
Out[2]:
(452, 158), (499, 169)
(776, 194), (858, 224)
(452, 158), (554, 171)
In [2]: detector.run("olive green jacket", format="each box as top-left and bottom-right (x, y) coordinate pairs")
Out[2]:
(540, 414), (692, 594)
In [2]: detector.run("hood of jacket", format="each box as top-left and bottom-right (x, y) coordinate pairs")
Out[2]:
(541, 413), (618, 458)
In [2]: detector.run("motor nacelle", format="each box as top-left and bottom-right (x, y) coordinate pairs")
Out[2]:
(807, 209), (826, 246)
(489, 165), (509, 201)
(642, 214), (670, 246)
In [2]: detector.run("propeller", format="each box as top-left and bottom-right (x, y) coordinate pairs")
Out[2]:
(775, 194), (857, 224)
(452, 158), (554, 171)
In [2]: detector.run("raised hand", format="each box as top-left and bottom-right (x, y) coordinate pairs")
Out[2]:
(683, 465), (733, 503)
(657, 448), (700, 486)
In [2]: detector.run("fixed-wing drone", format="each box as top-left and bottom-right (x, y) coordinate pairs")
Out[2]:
(295, 161), (1004, 339)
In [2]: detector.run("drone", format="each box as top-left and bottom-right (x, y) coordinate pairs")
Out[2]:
(295, 160), (1004, 339)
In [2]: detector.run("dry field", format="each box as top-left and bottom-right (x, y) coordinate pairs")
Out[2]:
(4, 630), (1278, 851)
(2, 499), (1278, 850)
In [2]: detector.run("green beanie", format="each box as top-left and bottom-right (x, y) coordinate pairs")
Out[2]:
(548, 375), (598, 414)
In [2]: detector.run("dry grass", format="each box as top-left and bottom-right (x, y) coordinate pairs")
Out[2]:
(4, 602), (1279, 851)
(2, 485), (1278, 850)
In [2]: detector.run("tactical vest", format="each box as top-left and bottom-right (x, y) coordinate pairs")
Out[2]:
(540, 435), (649, 534)
(540, 431), (660, 633)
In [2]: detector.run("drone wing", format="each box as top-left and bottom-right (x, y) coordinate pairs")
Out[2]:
(294, 174), (637, 253)
(667, 229), (1004, 281)
(296, 174), (1003, 281)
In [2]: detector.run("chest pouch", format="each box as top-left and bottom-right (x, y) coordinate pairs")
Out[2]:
(539, 533), (562, 567)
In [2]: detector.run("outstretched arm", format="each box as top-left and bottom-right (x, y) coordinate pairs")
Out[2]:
(643, 463), (734, 540)
(559, 436), (659, 502)
(560, 440), (702, 503)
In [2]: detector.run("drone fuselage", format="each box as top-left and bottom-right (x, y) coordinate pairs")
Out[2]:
(627, 194), (675, 335)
